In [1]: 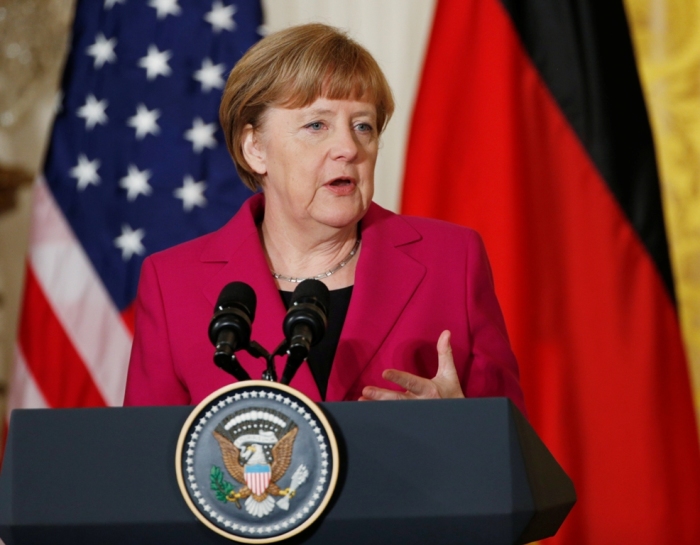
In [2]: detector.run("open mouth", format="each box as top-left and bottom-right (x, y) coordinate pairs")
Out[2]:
(328, 177), (354, 187)
(325, 177), (357, 195)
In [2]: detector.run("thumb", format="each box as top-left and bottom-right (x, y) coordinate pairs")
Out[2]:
(436, 330), (458, 380)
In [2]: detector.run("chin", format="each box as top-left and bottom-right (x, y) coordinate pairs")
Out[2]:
(315, 204), (368, 229)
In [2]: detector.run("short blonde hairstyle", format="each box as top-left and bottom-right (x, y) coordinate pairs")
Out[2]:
(220, 23), (395, 191)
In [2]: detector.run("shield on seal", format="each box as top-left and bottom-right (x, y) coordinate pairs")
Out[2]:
(245, 464), (271, 496)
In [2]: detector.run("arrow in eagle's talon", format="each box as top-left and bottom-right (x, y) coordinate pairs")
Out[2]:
(277, 465), (309, 510)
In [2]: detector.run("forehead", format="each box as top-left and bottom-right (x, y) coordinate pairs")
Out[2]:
(266, 97), (377, 122)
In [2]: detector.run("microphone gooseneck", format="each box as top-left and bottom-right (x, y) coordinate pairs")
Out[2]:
(280, 279), (329, 385)
(208, 282), (256, 381)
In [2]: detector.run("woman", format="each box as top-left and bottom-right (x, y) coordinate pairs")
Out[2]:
(123, 23), (525, 414)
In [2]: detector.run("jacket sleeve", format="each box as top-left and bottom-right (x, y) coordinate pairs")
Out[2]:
(463, 230), (527, 416)
(123, 256), (190, 406)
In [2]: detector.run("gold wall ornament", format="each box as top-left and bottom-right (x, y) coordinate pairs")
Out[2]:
(624, 0), (700, 424)
(0, 165), (32, 214)
(0, 0), (76, 458)
(0, 0), (76, 214)
(0, 0), (73, 134)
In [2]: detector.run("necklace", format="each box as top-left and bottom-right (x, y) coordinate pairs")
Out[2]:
(271, 239), (361, 283)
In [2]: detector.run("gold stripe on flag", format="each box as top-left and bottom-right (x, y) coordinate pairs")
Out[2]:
(625, 0), (700, 427)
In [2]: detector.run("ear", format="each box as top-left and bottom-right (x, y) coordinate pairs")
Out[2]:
(241, 124), (267, 176)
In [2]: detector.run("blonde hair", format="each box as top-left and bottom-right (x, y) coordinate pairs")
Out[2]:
(220, 23), (395, 191)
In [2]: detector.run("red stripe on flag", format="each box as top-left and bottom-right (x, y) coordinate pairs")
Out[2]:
(402, 0), (700, 543)
(121, 301), (136, 336)
(18, 265), (107, 408)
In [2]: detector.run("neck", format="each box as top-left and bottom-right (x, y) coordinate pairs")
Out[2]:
(259, 213), (360, 291)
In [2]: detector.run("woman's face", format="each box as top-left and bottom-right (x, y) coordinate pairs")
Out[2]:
(244, 97), (378, 232)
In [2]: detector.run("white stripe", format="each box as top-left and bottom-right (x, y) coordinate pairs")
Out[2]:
(27, 177), (132, 406)
(7, 347), (49, 412)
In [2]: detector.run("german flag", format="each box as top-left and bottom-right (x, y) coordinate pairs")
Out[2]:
(402, 0), (700, 542)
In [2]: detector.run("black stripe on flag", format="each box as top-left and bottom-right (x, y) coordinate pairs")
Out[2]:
(498, 0), (676, 302)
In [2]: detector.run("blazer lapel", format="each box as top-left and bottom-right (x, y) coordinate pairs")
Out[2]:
(199, 195), (322, 401)
(326, 203), (425, 400)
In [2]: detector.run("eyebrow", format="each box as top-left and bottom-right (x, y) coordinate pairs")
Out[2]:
(303, 107), (376, 118)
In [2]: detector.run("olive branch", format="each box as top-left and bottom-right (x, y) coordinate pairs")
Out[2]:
(210, 465), (236, 503)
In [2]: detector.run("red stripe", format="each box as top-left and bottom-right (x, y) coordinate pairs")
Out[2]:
(247, 471), (270, 495)
(18, 265), (107, 408)
(402, 0), (700, 543)
(121, 301), (136, 335)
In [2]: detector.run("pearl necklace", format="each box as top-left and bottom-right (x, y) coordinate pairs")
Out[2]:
(271, 239), (361, 283)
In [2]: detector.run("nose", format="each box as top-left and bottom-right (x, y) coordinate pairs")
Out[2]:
(329, 126), (359, 162)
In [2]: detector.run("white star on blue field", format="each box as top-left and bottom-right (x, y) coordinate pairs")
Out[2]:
(44, 0), (263, 310)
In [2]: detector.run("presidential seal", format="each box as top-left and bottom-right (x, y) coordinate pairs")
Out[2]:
(176, 381), (339, 543)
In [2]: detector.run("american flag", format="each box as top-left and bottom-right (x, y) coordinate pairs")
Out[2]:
(7, 0), (262, 415)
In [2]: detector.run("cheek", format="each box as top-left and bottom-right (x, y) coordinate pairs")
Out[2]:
(278, 162), (322, 204)
(362, 144), (379, 170)
(361, 155), (377, 184)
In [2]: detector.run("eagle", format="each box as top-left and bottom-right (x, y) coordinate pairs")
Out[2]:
(213, 426), (298, 517)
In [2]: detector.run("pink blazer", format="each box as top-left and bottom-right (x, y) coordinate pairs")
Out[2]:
(123, 194), (526, 414)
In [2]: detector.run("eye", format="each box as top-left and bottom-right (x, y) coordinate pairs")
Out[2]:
(305, 121), (324, 131)
(355, 122), (375, 134)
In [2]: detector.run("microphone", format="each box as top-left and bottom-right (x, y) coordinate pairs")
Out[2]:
(280, 279), (329, 385)
(208, 282), (256, 381)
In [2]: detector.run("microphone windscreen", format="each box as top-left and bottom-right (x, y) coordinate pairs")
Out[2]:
(290, 279), (330, 315)
(216, 281), (257, 320)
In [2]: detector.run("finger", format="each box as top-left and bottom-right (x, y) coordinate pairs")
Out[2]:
(382, 369), (440, 399)
(361, 385), (413, 401)
(436, 330), (458, 378)
(434, 330), (464, 398)
(436, 330), (452, 365)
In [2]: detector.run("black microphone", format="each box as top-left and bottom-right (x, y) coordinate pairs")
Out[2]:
(280, 279), (329, 385)
(208, 282), (256, 381)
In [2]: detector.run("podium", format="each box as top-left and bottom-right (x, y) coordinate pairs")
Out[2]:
(0, 398), (574, 544)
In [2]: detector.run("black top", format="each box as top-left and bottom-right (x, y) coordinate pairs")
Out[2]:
(280, 286), (353, 400)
